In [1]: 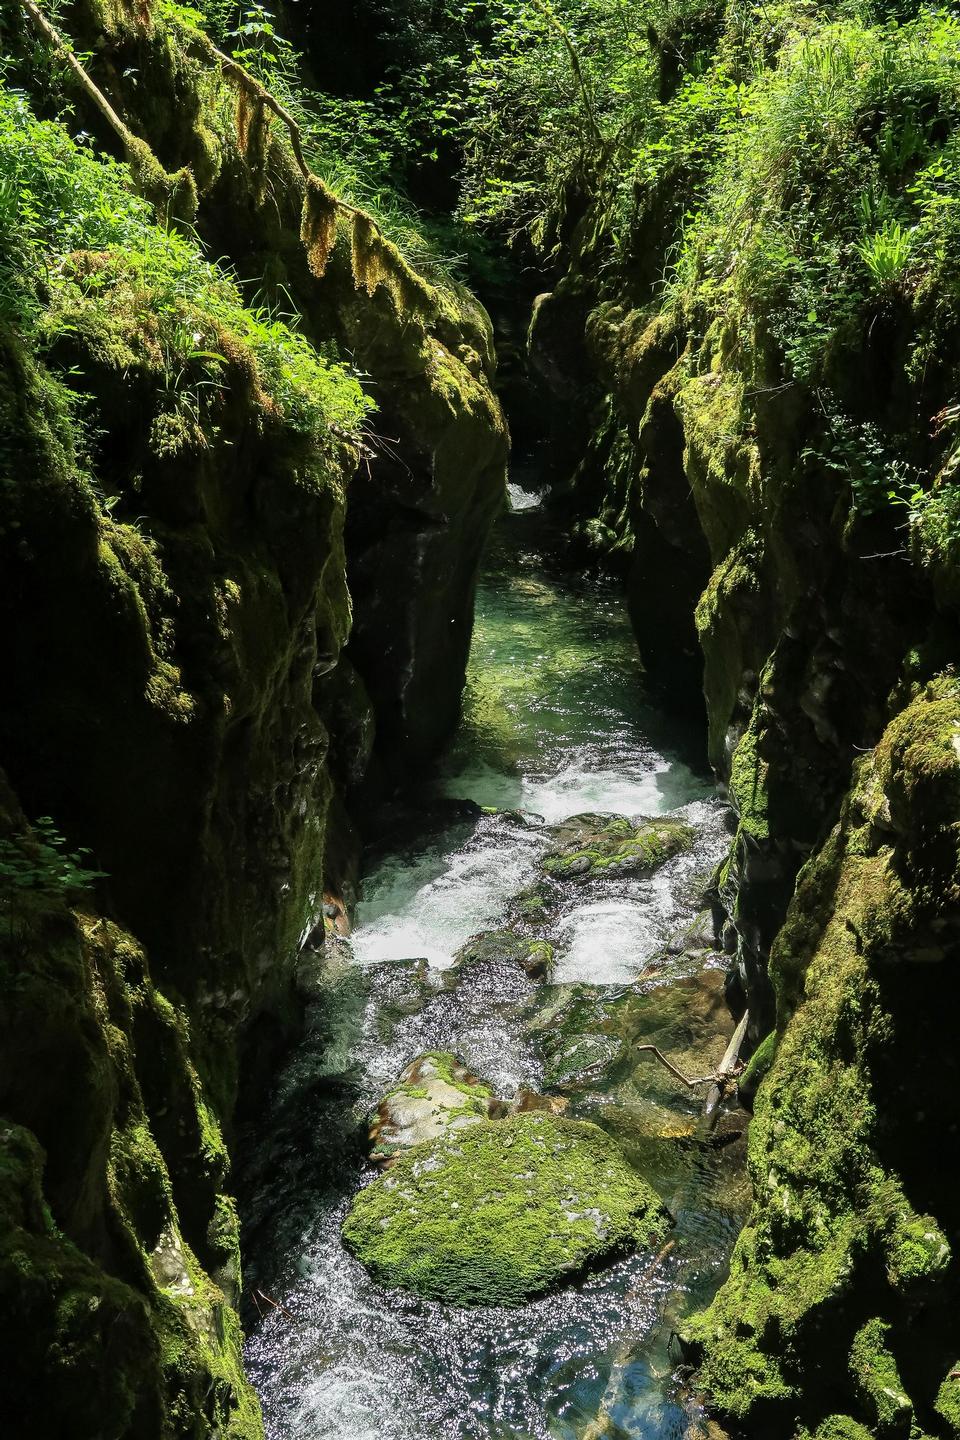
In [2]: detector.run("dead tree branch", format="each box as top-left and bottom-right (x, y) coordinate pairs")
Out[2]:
(632, 1044), (720, 1089)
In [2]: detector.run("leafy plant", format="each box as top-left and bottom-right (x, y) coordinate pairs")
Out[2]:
(0, 817), (108, 937)
(0, 82), (372, 450)
(856, 218), (916, 292)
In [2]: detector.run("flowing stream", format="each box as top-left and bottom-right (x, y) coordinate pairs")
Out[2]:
(241, 487), (750, 1440)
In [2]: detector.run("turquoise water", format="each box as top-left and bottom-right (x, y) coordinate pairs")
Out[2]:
(242, 495), (748, 1440)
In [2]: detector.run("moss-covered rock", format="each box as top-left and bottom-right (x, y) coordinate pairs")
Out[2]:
(62, 0), (508, 775)
(368, 1052), (493, 1163)
(0, 40), (504, 1435)
(342, 1112), (670, 1306)
(0, 781), (261, 1437)
(684, 678), (960, 1434)
(541, 812), (694, 881)
(450, 927), (556, 981)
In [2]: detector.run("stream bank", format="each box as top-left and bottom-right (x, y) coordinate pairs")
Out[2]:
(240, 493), (749, 1440)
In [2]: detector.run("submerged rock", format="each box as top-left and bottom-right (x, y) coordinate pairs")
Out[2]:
(368, 1051), (493, 1162)
(448, 927), (556, 981)
(541, 813), (694, 882)
(342, 1112), (669, 1306)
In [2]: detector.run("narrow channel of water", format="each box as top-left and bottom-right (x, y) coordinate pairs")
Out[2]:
(241, 489), (749, 1440)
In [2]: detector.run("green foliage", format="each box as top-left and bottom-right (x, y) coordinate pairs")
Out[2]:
(180, 1), (482, 281)
(856, 217), (916, 290)
(0, 83), (371, 446)
(0, 817), (107, 903)
(671, 9), (960, 361)
(803, 406), (922, 516)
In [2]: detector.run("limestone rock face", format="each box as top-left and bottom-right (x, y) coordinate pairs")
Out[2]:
(343, 1112), (670, 1306)
(0, 8), (509, 1433)
(684, 679), (960, 1434)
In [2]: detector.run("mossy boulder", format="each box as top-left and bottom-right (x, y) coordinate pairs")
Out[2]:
(368, 1052), (493, 1163)
(541, 813), (694, 881)
(342, 1112), (669, 1306)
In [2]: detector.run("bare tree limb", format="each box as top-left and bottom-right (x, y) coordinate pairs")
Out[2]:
(698, 1008), (750, 1135)
(254, 1289), (299, 1324)
(632, 1044), (719, 1089)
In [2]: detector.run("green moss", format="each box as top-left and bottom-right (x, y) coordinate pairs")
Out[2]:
(809, 1419), (877, 1440)
(342, 1113), (669, 1306)
(728, 705), (770, 843)
(885, 1207), (951, 1291)
(387, 1051), (492, 1107)
(686, 679), (960, 1430)
(694, 529), (765, 767)
(452, 928), (555, 980)
(541, 814), (694, 881)
(739, 1029), (777, 1094)
(849, 1319), (912, 1435)
(936, 1363), (960, 1436)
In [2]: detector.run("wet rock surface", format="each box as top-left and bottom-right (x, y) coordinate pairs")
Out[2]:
(367, 1051), (493, 1162)
(245, 507), (745, 1440)
(541, 812), (695, 882)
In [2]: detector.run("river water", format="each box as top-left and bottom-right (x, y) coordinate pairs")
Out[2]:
(241, 488), (749, 1440)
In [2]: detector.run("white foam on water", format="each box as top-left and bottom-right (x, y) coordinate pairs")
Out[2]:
(245, 509), (738, 1440)
(553, 898), (664, 986)
(507, 481), (546, 511)
(350, 819), (545, 971)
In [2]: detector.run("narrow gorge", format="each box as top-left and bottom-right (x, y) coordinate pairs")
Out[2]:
(1, 3), (958, 1439)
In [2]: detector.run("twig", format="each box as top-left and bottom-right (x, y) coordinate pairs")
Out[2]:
(254, 1289), (299, 1324)
(698, 1009), (750, 1135)
(633, 1044), (718, 1089)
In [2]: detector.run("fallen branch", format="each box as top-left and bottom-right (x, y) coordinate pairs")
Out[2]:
(254, 1289), (299, 1325)
(206, 41), (311, 180)
(633, 1007), (750, 1125)
(698, 1008), (750, 1136)
(21, 0), (368, 227)
(632, 1044), (721, 1089)
(20, 0), (199, 225)
(191, 34), (369, 222)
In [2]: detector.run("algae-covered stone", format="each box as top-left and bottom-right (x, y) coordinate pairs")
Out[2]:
(342, 1112), (669, 1306)
(368, 1051), (493, 1162)
(541, 813), (694, 881)
(936, 1362), (960, 1436)
(450, 927), (555, 980)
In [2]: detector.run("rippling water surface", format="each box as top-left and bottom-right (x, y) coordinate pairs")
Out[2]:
(242, 492), (748, 1440)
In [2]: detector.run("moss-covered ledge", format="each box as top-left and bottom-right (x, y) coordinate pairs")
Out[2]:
(684, 675), (960, 1437)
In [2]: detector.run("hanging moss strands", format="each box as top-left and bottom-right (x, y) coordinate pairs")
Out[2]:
(301, 176), (340, 279)
(350, 210), (390, 297)
(234, 87), (272, 202)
